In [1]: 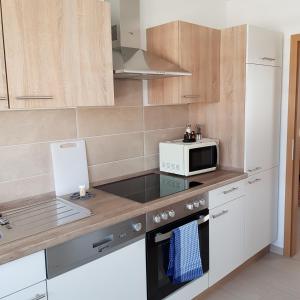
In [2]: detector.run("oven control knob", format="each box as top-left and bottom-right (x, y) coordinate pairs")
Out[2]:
(186, 203), (194, 211)
(132, 222), (143, 232)
(168, 210), (176, 218)
(160, 212), (169, 221)
(193, 201), (200, 208)
(153, 215), (161, 224)
(199, 199), (206, 206)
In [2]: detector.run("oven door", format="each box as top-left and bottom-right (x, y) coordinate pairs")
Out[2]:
(188, 145), (218, 176)
(146, 210), (209, 300)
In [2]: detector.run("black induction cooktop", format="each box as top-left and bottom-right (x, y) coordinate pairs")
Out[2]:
(94, 173), (202, 203)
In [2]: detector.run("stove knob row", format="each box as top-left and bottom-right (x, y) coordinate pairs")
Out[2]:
(153, 210), (176, 224)
(186, 199), (206, 211)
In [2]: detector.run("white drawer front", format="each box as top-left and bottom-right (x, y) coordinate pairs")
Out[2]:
(209, 180), (245, 209)
(2, 281), (47, 300)
(0, 251), (46, 298)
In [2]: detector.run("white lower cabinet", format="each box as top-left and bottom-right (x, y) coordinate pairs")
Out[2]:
(2, 282), (47, 300)
(209, 196), (245, 286)
(244, 167), (279, 259)
(47, 239), (147, 300)
(0, 251), (46, 299)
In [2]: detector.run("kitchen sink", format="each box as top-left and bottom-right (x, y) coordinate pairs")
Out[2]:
(0, 198), (91, 246)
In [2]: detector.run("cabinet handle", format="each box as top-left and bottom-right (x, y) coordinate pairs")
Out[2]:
(248, 178), (262, 185)
(261, 57), (276, 61)
(16, 96), (53, 100)
(31, 294), (46, 300)
(183, 95), (200, 99)
(223, 187), (238, 195)
(212, 210), (229, 219)
(247, 167), (262, 173)
(0, 96), (7, 101)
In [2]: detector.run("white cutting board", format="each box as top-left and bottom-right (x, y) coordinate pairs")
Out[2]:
(51, 140), (89, 196)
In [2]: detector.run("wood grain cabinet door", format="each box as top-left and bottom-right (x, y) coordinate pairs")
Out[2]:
(147, 21), (220, 105)
(0, 10), (8, 110)
(2, 0), (114, 109)
(180, 22), (220, 104)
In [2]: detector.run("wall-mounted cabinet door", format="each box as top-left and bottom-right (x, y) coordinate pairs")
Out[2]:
(247, 25), (283, 67)
(147, 21), (220, 105)
(0, 10), (8, 110)
(2, 0), (114, 109)
(244, 64), (281, 175)
(180, 23), (220, 104)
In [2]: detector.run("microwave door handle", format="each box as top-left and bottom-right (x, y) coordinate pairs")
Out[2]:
(154, 215), (209, 243)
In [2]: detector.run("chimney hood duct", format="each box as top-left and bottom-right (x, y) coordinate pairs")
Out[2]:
(108, 0), (192, 80)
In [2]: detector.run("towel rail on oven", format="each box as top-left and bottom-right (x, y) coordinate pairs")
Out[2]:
(154, 215), (209, 243)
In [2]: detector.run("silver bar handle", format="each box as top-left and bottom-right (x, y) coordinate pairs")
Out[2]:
(0, 96), (7, 100)
(261, 57), (276, 61)
(247, 167), (262, 173)
(248, 178), (262, 185)
(212, 210), (229, 219)
(31, 294), (46, 300)
(154, 215), (209, 243)
(16, 96), (53, 100)
(183, 95), (200, 99)
(223, 187), (238, 195)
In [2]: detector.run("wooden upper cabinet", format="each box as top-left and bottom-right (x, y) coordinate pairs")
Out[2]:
(0, 10), (8, 110)
(147, 21), (220, 105)
(2, 0), (114, 109)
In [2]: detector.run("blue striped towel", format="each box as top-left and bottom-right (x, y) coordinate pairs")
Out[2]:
(167, 220), (203, 284)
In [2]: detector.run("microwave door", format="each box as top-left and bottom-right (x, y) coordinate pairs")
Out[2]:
(189, 146), (218, 173)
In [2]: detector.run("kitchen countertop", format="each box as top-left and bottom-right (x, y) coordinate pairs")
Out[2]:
(0, 169), (247, 266)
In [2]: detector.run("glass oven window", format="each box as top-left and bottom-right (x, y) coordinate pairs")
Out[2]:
(189, 146), (217, 172)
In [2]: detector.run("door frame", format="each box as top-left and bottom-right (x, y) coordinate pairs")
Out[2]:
(284, 34), (300, 256)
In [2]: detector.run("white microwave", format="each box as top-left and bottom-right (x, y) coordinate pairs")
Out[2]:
(159, 138), (219, 176)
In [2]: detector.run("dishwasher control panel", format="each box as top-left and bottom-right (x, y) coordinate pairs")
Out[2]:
(45, 214), (146, 279)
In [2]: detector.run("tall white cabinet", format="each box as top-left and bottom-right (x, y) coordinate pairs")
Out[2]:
(244, 25), (282, 259)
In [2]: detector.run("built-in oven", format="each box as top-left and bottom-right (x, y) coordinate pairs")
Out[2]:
(146, 196), (209, 300)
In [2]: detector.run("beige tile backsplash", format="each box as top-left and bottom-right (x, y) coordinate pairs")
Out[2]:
(0, 80), (188, 203)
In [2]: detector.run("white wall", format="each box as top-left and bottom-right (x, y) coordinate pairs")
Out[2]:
(226, 0), (300, 249)
(140, 0), (227, 48)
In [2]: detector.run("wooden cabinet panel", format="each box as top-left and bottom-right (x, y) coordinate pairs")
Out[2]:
(2, 0), (114, 109)
(147, 21), (220, 105)
(244, 167), (279, 260)
(180, 22), (220, 103)
(245, 64), (281, 175)
(147, 22), (180, 105)
(209, 196), (245, 286)
(0, 7), (8, 110)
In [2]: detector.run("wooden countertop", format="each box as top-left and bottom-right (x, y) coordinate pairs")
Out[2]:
(0, 169), (247, 265)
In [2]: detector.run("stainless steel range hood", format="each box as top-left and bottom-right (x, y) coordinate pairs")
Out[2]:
(108, 0), (191, 80)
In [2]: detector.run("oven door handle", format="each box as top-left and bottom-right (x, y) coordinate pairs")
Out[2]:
(154, 215), (209, 243)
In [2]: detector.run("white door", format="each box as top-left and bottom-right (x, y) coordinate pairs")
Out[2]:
(244, 167), (279, 259)
(47, 239), (147, 300)
(209, 196), (245, 286)
(2, 282), (47, 300)
(247, 25), (283, 67)
(244, 64), (281, 175)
